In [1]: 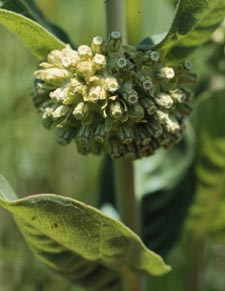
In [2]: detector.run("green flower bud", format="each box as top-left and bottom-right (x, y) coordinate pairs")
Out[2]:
(140, 76), (154, 92)
(136, 126), (152, 146)
(143, 50), (160, 63)
(76, 141), (90, 155)
(57, 127), (76, 145)
(123, 144), (136, 159)
(77, 125), (95, 144)
(94, 123), (106, 143)
(149, 123), (163, 138)
(140, 97), (157, 115)
(116, 57), (128, 70)
(118, 125), (134, 144)
(149, 51), (160, 62)
(73, 102), (89, 120)
(122, 89), (138, 105)
(91, 141), (104, 155)
(109, 31), (122, 52)
(108, 137), (123, 158)
(128, 104), (144, 121)
(181, 87), (194, 101)
(182, 60), (192, 71)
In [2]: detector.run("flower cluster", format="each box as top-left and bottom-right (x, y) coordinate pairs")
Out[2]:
(33, 32), (197, 159)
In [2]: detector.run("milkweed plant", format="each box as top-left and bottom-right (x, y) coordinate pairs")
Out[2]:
(0, 1), (225, 291)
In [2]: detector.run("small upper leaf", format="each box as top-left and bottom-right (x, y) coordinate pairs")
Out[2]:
(0, 9), (65, 60)
(155, 0), (225, 61)
(0, 175), (170, 291)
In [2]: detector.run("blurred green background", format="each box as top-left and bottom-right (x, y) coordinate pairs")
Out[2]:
(0, 1), (224, 291)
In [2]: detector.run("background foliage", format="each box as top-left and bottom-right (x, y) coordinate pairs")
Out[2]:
(0, 1), (225, 291)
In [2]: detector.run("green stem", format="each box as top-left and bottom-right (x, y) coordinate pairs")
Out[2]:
(113, 159), (139, 233)
(114, 159), (146, 291)
(105, 2), (146, 290)
(105, 0), (127, 41)
(189, 233), (206, 291)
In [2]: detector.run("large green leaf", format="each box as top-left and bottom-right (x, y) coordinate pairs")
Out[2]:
(0, 175), (170, 291)
(0, 9), (65, 60)
(0, 0), (72, 43)
(186, 90), (225, 242)
(155, 0), (225, 61)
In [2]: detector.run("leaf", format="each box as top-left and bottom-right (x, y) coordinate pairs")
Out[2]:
(0, 176), (171, 291)
(135, 123), (195, 196)
(155, 0), (225, 61)
(0, 9), (65, 60)
(141, 164), (196, 257)
(186, 90), (225, 242)
(0, 0), (72, 43)
(136, 33), (167, 51)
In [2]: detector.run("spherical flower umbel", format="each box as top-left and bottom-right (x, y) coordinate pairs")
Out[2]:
(33, 31), (197, 159)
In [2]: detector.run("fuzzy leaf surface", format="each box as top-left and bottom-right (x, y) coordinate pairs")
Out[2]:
(0, 0), (72, 43)
(155, 0), (225, 61)
(0, 176), (170, 291)
(186, 90), (225, 242)
(0, 9), (65, 60)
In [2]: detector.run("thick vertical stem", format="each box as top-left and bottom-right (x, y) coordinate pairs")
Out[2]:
(114, 159), (145, 291)
(114, 159), (146, 291)
(105, 0), (138, 232)
(105, 2), (145, 290)
(113, 159), (139, 233)
(105, 0), (127, 41)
